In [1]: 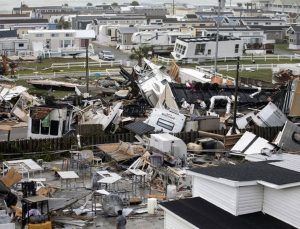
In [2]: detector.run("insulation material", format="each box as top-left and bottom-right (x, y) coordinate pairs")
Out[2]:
(231, 131), (275, 155)
(0, 168), (22, 188)
(97, 142), (145, 162)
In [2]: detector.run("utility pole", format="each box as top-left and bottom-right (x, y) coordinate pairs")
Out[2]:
(214, 0), (221, 73)
(85, 39), (89, 93)
(173, 0), (175, 15)
(232, 57), (240, 134)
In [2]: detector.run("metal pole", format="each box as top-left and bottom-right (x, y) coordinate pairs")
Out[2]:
(173, 0), (175, 15)
(214, 0), (221, 73)
(232, 57), (240, 134)
(85, 39), (89, 93)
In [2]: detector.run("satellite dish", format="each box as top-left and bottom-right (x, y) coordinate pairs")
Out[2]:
(102, 194), (123, 216)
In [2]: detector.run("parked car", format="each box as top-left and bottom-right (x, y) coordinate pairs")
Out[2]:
(98, 50), (115, 61)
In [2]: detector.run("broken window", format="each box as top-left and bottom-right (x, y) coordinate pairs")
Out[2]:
(50, 120), (60, 136)
(41, 125), (49, 135)
(41, 115), (50, 135)
(235, 44), (239, 53)
(195, 44), (205, 55)
(157, 118), (174, 131)
(62, 120), (66, 134)
(31, 119), (40, 134)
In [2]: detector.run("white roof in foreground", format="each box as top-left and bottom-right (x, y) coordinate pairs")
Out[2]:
(5, 159), (43, 172)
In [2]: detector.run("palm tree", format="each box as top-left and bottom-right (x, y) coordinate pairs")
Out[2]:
(129, 46), (153, 67)
(131, 1), (139, 6)
(55, 17), (70, 29)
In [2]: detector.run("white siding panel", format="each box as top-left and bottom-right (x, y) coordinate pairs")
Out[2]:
(192, 176), (238, 215)
(263, 187), (300, 228)
(164, 211), (197, 229)
(237, 185), (263, 215)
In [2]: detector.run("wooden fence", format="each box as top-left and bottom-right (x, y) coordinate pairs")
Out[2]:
(0, 126), (281, 159)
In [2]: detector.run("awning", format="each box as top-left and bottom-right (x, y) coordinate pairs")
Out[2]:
(30, 107), (54, 120)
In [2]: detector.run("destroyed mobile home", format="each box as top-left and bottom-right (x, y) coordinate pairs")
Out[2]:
(0, 116), (299, 228)
(0, 58), (299, 228)
(0, 59), (299, 140)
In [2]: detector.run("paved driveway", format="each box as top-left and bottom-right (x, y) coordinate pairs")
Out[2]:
(92, 42), (137, 66)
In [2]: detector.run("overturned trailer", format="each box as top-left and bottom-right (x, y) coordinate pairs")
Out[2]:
(27, 104), (74, 139)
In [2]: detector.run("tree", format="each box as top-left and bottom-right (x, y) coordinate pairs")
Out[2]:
(87, 3), (93, 6)
(129, 46), (153, 67)
(237, 2), (243, 7)
(21, 4), (29, 9)
(63, 3), (68, 7)
(131, 1), (139, 6)
(111, 2), (118, 6)
(56, 17), (70, 29)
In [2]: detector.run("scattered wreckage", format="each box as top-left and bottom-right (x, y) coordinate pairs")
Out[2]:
(0, 104), (299, 228)
(0, 59), (299, 143)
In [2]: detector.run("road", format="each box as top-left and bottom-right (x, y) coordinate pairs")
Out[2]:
(92, 41), (137, 65)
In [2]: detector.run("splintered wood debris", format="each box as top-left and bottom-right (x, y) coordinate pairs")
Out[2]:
(97, 141), (145, 162)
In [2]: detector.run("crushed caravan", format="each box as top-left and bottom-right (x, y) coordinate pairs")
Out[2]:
(134, 59), (173, 107)
(144, 108), (186, 133)
(27, 104), (74, 139)
(149, 133), (187, 166)
(79, 102), (123, 131)
(236, 102), (287, 129)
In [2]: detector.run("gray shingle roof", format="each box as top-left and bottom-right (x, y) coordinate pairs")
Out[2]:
(0, 30), (17, 38)
(190, 161), (300, 185)
(161, 197), (296, 229)
(0, 19), (48, 24)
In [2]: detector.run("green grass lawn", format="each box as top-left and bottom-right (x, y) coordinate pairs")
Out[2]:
(274, 43), (300, 54)
(274, 43), (289, 51)
(16, 57), (113, 76)
(219, 69), (272, 82)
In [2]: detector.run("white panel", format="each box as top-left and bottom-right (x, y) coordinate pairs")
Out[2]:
(165, 212), (195, 229)
(192, 176), (238, 215)
(237, 185), (263, 215)
(263, 187), (300, 228)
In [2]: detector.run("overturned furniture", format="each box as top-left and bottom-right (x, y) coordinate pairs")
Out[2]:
(96, 141), (145, 162)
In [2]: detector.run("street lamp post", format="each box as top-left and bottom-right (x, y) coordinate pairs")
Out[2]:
(85, 39), (89, 93)
(232, 57), (240, 134)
